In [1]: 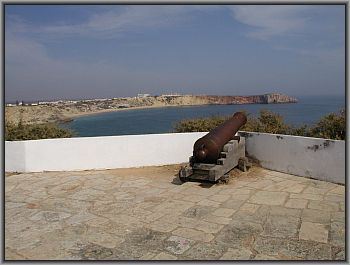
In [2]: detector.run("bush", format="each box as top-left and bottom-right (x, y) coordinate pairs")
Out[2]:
(5, 121), (74, 141)
(174, 115), (229, 133)
(173, 109), (345, 140)
(309, 109), (345, 140)
(240, 110), (290, 134)
(289, 124), (311, 138)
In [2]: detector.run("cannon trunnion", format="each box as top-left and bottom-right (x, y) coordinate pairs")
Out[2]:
(179, 112), (251, 183)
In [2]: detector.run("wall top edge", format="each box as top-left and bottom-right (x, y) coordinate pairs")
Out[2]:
(4, 131), (208, 143)
(238, 131), (345, 143)
(5, 131), (344, 143)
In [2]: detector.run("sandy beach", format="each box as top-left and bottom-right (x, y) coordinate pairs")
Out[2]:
(5, 104), (173, 125)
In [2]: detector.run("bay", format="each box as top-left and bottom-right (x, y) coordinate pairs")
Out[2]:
(61, 95), (344, 137)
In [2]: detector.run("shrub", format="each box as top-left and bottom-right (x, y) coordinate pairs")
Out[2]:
(174, 110), (291, 135)
(174, 115), (229, 133)
(309, 109), (345, 140)
(289, 124), (311, 137)
(173, 109), (345, 140)
(257, 109), (290, 134)
(5, 121), (74, 141)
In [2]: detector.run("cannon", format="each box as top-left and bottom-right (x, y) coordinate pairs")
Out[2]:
(179, 112), (251, 183)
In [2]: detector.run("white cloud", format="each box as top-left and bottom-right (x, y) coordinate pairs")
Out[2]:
(6, 36), (50, 65)
(230, 5), (310, 40)
(9, 5), (208, 39)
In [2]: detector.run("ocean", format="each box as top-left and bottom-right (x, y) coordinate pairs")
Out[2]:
(61, 95), (345, 137)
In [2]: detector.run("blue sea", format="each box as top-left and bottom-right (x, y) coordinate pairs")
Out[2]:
(61, 95), (345, 137)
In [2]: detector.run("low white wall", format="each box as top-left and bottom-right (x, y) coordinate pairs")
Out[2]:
(5, 132), (206, 172)
(5, 141), (26, 172)
(239, 131), (345, 184)
(5, 131), (345, 184)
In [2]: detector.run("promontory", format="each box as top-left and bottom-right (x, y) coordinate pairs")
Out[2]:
(5, 93), (297, 125)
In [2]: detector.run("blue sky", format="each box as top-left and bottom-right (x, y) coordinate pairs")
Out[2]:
(5, 5), (345, 101)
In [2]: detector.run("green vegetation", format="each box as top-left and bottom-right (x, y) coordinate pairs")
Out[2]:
(174, 109), (345, 140)
(5, 121), (73, 141)
(174, 115), (228, 133)
(5, 108), (345, 141)
(307, 109), (345, 140)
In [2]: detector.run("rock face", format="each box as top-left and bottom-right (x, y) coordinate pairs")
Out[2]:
(195, 93), (297, 105)
(260, 93), (298, 104)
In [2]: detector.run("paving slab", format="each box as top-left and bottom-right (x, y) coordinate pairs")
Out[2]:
(285, 198), (308, 209)
(5, 165), (344, 260)
(165, 236), (195, 255)
(249, 191), (289, 205)
(220, 247), (253, 260)
(299, 221), (329, 243)
(262, 215), (300, 238)
(183, 241), (227, 260)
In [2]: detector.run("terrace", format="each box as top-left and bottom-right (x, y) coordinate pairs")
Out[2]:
(5, 132), (345, 260)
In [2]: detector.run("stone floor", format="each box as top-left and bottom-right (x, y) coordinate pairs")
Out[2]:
(5, 165), (345, 260)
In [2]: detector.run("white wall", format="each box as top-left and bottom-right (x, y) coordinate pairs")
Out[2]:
(5, 132), (345, 184)
(5, 141), (26, 172)
(5, 132), (206, 172)
(239, 131), (345, 184)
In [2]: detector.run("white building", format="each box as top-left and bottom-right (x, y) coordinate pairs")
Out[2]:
(161, 93), (181, 97)
(137, 94), (151, 98)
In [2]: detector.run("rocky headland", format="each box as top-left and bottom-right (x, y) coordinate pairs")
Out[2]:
(5, 93), (297, 125)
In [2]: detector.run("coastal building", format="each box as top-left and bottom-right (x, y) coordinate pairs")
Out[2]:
(137, 93), (151, 98)
(38, 100), (61, 105)
(117, 104), (130, 108)
(161, 93), (181, 97)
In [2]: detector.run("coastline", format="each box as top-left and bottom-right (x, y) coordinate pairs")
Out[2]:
(59, 104), (183, 122)
(59, 101), (292, 123)
(6, 103), (212, 125)
(5, 93), (298, 125)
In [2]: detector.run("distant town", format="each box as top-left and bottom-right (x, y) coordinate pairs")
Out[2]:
(5, 93), (183, 107)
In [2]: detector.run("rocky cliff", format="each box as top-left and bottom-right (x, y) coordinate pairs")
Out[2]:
(188, 93), (297, 105)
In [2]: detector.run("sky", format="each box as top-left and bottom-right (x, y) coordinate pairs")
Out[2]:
(5, 4), (345, 102)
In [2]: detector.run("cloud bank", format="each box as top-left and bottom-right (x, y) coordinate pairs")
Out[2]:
(230, 5), (310, 40)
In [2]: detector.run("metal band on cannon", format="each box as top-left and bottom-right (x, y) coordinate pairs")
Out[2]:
(179, 112), (251, 183)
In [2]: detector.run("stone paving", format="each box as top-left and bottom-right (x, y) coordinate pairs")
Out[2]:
(5, 165), (345, 260)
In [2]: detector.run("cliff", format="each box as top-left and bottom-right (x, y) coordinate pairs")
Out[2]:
(195, 93), (297, 105)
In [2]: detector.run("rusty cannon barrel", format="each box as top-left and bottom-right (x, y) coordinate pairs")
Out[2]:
(193, 112), (247, 164)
